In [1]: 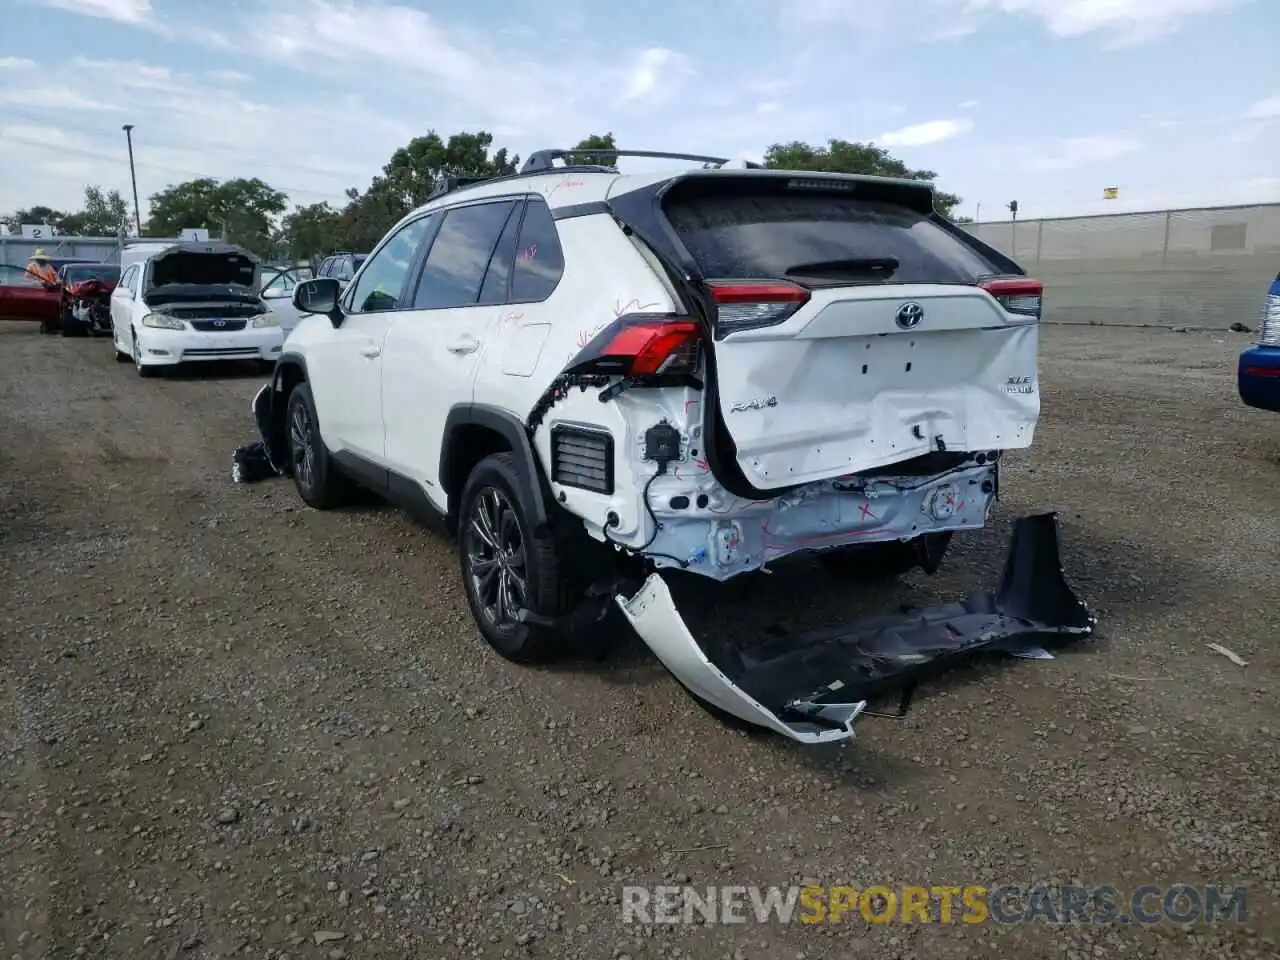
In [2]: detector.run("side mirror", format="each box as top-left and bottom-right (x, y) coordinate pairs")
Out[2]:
(294, 278), (344, 328)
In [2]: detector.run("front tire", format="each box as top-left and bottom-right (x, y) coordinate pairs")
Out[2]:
(285, 382), (354, 509)
(132, 330), (158, 378)
(458, 453), (569, 663)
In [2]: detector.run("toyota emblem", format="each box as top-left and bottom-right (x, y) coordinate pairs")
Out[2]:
(895, 302), (925, 329)
(213, 319), (227, 327)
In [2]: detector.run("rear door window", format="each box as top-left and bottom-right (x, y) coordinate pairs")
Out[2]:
(663, 190), (999, 284)
(510, 199), (564, 302)
(476, 202), (523, 306)
(412, 200), (518, 310)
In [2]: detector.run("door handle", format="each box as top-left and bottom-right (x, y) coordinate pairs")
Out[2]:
(360, 344), (381, 359)
(446, 336), (480, 355)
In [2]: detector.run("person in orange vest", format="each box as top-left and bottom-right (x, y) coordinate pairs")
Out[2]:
(24, 249), (59, 287)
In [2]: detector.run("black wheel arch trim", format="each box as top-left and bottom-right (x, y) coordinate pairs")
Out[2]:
(267, 352), (310, 471)
(441, 403), (554, 537)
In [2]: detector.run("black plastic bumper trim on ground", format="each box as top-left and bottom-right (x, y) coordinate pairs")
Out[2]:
(708, 513), (1095, 728)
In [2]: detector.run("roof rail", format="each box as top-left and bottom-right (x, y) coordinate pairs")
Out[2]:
(428, 175), (499, 201)
(519, 149), (763, 174)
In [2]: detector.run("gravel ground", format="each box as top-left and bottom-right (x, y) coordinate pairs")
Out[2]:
(1, 321), (1277, 960)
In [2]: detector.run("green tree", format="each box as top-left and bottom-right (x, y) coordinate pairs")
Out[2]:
(564, 132), (618, 167)
(145, 177), (288, 254)
(280, 201), (342, 263)
(59, 185), (132, 236)
(2, 205), (69, 234)
(763, 139), (962, 218)
(379, 130), (519, 212)
(281, 130), (523, 256)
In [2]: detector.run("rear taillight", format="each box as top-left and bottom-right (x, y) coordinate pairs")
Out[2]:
(565, 316), (702, 378)
(602, 320), (701, 375)
(980, 278), (1043, 321)
(1258, 294), (1280, 347)
(709, 280), (811, 334)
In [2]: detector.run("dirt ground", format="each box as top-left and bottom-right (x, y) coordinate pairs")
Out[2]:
(1, 320), (1277, 960)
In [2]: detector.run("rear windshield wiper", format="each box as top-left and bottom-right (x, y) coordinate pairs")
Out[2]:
(783, 257), (899, 281)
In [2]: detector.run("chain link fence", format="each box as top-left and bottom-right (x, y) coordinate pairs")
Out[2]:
(962, 203), (1280, 328)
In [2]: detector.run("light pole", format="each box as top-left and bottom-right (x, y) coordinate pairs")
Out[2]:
(122, 124), (142, 235)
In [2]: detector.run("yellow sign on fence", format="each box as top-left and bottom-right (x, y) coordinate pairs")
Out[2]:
(1103, 186), (1119, 200)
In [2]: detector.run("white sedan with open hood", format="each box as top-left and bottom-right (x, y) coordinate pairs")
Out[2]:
(110, 242), (284, 376)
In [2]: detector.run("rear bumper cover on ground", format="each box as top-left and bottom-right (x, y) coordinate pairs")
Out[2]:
(1238, 346), (1280, 413)
(617, 512), (1095, 744)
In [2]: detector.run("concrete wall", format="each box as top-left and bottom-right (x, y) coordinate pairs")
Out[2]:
(962, 203), (1280, 329)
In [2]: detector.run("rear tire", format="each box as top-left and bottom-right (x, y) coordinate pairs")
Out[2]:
(458, 453), (570, 663)
(284, 382), (354, 509)
(819, 531), (953, 580)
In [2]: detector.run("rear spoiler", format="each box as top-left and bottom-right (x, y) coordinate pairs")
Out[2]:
(608, 168), (937, 216)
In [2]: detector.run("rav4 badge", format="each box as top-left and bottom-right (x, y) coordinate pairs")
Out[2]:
(729, 396), (778, 413)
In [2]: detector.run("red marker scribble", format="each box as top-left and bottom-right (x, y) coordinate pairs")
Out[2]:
(500, 311), (524, 326)
(859, 503), (877, 521)
(517, 243), (538, 264)
(613, 297), (661, 317)
(545, 178), (586, 201)
(576, 323), (608, 348)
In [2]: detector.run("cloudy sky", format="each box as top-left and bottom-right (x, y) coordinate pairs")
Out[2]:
(1, 0), (1276, 225)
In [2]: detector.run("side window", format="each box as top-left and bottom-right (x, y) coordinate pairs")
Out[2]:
(335, 257), (355, 281)
(412, 200), (517, 310)
(476, 202), (524, 306)
(120, 265), (138, 295)
(317, 258), (333, 278)
(510, 198), (564, 302)
(347, 217), (436, 314)
(0, 265), (38, 287)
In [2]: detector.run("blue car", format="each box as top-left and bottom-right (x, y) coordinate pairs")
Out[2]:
(1238, 271), (1280, 413)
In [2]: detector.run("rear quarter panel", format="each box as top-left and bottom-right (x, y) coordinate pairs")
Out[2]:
(470, 211), (681, 533)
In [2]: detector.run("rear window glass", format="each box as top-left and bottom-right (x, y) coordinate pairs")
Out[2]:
(664, 192), (998, 284)
(65, 265), (120, 282)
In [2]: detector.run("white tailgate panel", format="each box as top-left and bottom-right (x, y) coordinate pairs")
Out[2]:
(714, 284), (1039, 488)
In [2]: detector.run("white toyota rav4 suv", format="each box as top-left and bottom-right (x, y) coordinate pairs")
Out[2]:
(251, 149), (1093, 744)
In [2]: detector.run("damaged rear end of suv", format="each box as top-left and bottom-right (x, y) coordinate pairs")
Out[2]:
(238, 151), (1095, 746)
(522, 164), (1095, 743)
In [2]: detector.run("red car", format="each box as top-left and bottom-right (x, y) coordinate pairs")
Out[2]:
(57, 262), (121, 336)
(0, 263), (61, 324)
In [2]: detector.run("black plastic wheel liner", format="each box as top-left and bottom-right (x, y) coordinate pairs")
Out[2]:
(707, 513), (1096, 726)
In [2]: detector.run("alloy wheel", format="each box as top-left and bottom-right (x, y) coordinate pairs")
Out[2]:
(464, 487), (528, 631)
(289, 399), (316, 492)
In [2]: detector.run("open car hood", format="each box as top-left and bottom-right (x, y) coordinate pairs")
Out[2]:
(149, 242), (258, 290)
